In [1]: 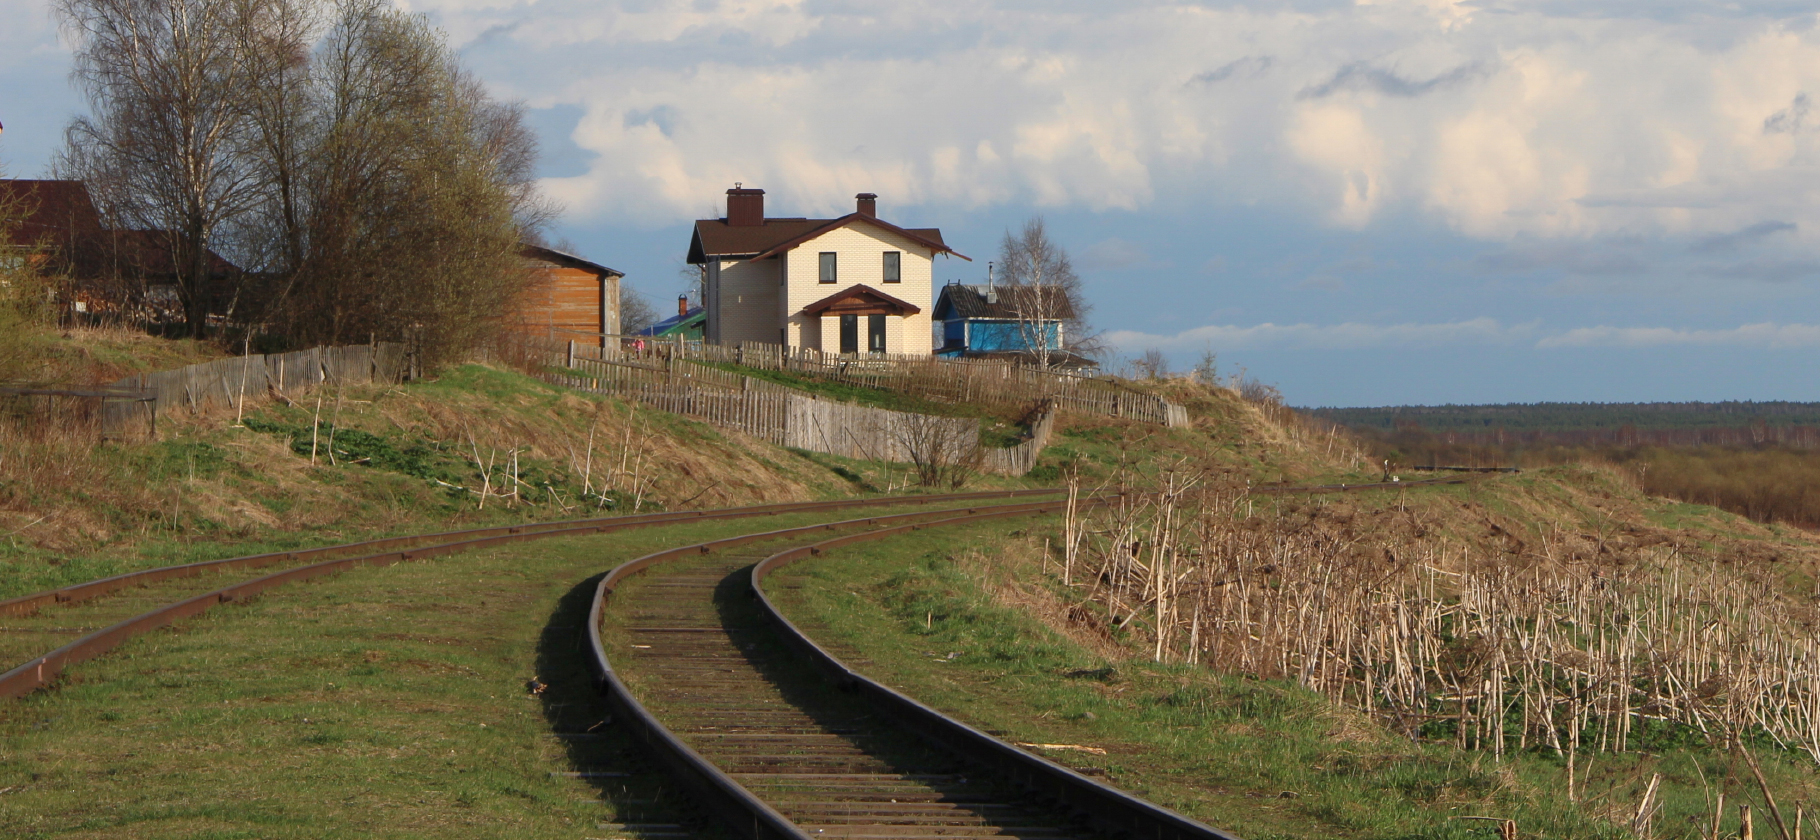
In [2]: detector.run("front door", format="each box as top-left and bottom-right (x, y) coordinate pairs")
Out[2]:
(868, 315), (886, 354)
(839, 314), (858, 354)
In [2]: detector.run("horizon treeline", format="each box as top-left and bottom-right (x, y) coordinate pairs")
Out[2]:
(1344, 421), (1820, 528)
(53, 0), (547, 365)
(1310, 401), (1820, 433)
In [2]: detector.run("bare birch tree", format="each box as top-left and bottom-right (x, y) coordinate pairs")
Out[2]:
(56, 0), (548, 364)
(996, 217), (1093, 368)
(54, 0), (270, 336)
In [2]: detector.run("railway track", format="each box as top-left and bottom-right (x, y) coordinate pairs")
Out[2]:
(590, 502), (1241, 840)
(0, 489), (1059, 700)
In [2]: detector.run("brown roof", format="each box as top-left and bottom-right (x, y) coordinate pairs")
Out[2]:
(0, 180), (106, 250)
(108, 229), (239, 277)
(521, 244), (623, 278)
(800, 284), (922, 317)
(0, 180), (239, 279)
(933, 283), (1075, 321)
(689, 214), (966, 264)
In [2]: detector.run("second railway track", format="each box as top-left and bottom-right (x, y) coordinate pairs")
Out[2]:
(0, 490), (1059, 700)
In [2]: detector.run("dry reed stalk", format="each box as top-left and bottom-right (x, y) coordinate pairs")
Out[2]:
(1065, 484), (1820, 774)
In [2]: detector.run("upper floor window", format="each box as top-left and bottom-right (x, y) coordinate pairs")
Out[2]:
(882, 251), (901, 283)
(819, 252), (837, 284)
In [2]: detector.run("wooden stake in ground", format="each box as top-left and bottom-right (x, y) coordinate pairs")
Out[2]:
(326, 387), (344, 467)
(310, 392), (323, 465)
(234, 336), (250, 427)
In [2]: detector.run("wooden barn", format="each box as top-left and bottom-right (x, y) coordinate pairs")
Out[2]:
(517, 245), (624, 349)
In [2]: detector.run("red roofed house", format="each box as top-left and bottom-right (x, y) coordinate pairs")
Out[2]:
(0, 179), (239, 322)
(687, 187), (967, 355)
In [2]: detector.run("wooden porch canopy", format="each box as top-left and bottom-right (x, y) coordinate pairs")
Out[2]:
(800, 284), (922, 318)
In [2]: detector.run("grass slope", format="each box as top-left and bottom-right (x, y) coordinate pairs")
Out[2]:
(0, 363), (1042, 600)
(0, 509), (950, 838)
(768, 514), (1820, 840)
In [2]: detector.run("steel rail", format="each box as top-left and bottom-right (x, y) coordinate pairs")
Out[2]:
(0, 489), (1060, 701)
(584, 499), (1084, 840)
(752, 519), (1246, 840)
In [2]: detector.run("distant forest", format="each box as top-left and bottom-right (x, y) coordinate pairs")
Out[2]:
(1310, 401), (1820, 528)
(1308, 401), (1820, 449)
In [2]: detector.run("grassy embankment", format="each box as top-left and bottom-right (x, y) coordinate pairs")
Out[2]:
(19, 339), (1820, 840)
(768, 496), (1820, 840)
(0, 508), (960, 839)
(0, 349), (1046, 602)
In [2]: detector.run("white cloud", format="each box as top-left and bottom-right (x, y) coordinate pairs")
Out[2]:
(1537, 322), (1820, 348)
(19, 0), (1820, 258)
(421, 0), (1820, 255)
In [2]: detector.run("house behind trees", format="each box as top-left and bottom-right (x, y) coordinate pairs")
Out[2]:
(688, 187), (967, 355)
(0, 179), (238, 324)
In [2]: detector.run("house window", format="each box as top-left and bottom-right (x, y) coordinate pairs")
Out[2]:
(839, 314), (859, 354)
(819, 252), (837, 284)
(882, 252), (901, 283)
(868, 315), (886, 353)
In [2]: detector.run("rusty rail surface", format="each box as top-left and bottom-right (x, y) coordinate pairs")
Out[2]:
(753, 518), (1246, 840)
(587, 500), (1243, 840)
(0, 489), (1060, 701)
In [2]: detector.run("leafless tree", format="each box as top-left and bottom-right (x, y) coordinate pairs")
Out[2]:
(56, 0), (549, 364)
(619, 284), (659, 335)
(258, 0), (546, 365)
(996, 217), (1094, 368)
(1130, 347), (1169, 380)
(893, 412), (980, 488)
(54, 0), (271, 336)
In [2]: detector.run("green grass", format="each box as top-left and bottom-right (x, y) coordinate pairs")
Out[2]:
(766, 517), (1820, 840)
(0, 507), (954, 838)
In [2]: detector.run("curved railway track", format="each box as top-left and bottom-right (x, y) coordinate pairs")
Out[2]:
(0, 489), (1060, 700)
(589, 501), (1242, 840)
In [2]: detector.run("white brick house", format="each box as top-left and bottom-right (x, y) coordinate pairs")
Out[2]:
(687, 187), (967, 355)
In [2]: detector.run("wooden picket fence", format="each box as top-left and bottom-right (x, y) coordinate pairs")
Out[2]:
(546, 373), (789, 445)
(99, 342), (409, 438)
(783, 395), (977, 463)
(981, 403), (1057, 477)
(517, 336), (1057, 476)
(689, 341), (1187, 427)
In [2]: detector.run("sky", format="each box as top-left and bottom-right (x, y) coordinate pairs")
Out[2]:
(6, 0), (1820, 407)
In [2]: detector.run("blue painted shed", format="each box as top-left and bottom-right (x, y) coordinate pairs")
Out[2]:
(932, 283), (1089, 367)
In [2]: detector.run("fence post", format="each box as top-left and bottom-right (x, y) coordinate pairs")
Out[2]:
(566, 340), (575, 369)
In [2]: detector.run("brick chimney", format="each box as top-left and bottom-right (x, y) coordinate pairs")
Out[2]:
(855, 193), (877, 218)
(678, 295), (689, 318)
(727, 184), (765, 226)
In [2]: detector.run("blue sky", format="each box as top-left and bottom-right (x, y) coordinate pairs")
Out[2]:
(7, 0), (1820, 406)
